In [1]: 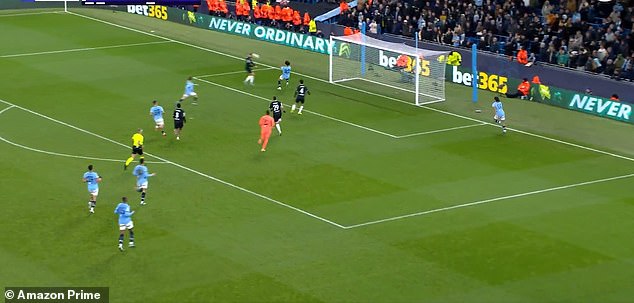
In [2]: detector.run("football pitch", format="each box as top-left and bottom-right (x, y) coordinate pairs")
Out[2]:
(2, 7), (634, 302)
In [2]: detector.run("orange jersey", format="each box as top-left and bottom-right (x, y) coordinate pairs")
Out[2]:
(259, 115), (275, 129)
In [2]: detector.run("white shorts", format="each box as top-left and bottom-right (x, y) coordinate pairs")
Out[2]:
(279, 75), (290, 80)
(88, 188), (99, 196)
(137, 181), (148, 190)
(182, 92), (197, 99)
(119, 221), (134, 231)
(154, 118), (164, 127)
(494, 114), (506, 121)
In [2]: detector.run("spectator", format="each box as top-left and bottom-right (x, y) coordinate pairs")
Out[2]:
(517, 46), (529, 65)
(610, 94), (620, 101)
(505, 78), (531, 99)
(369, 19), (378, 34)
(556, 47), (570, 66)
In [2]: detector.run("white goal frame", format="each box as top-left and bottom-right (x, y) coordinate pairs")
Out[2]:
(329, 33), (448, 106)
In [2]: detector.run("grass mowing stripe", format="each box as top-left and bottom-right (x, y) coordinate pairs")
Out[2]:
(193, 76), (399, 138)
(0, 98), (346, 229)
(65, 10), (634, 165)
(0, 41), (173, 58)
(344, 172), (634, 229)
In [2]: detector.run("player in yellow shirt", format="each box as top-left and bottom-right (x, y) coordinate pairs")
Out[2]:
(124, 128), (144, 170)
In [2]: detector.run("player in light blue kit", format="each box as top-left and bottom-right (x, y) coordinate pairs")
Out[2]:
(82, 164), (102, 214)
(114, 197), (135, 251)
(133, 158), (156, 206)
(149, 100), (166, 137)
(277, 60), (291, 90)
(179, 76), (198, 105)
(492, 96), (507, 133)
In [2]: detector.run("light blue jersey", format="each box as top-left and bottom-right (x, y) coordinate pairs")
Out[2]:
(150, 105), (164, 121)
(280, 66), (291, 80)
(83, 171), (100, 192)
(492, 100), (505, 119)
(133, 164), (150, 185)
(185, 80), (195, 94)
(114, 202), (134, 225)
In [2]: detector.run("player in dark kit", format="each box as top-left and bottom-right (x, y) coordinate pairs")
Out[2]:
(173, 102), (186, 140)
(291, 79), (310, 115)
(269, 96), (284, 135)
(243, 54), (256, 85)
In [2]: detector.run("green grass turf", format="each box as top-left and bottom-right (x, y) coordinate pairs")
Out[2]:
(1, 7), (634, 302)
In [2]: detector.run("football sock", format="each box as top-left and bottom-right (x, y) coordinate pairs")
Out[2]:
(140, 156), (144, 160)
(298, 106), (304, 114)
(161, 130), (165, 135)
(141, 192), (146, 204)
(118, 234), (124, 245)
(125, 157), (134, 166)
(291, 104), (296, 112)
(275, 124), (281, 134)
(89, 201), (96, 209)
(277, 79), (281, 86)
(129, 230), (135, 244)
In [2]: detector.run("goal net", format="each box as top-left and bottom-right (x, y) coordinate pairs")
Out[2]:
(329, 33), (448, 105)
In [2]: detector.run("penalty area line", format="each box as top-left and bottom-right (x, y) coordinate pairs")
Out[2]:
(395, 123), (486, 139)
(0, 98), (345, 229)
(0, 106), (167, 164)
(343, 172), (634, 229)
(194, 67), (276, 78)
(0, 11), (64, 17)
(192, 76), (399, 139)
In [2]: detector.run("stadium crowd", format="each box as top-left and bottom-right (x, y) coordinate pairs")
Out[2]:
(205, 0), (321, 36)
(337, 0), (634, 80)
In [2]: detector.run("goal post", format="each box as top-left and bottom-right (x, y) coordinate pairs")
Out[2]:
(329, 33), (449, 106)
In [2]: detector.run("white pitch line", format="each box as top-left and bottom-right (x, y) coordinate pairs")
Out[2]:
(0, 98), (345, 229)
(344, 172), (634, 229)
(0, 105), (167, 164)
(195, 67), (276, 78)
(0, 41), (173, 58)
(65, 11), (634, 164)
(193, 76), (398, 138)
(396, 123), (486, 138)
(0, 105), (15, 115)
(0, 135), (167, 164)
(0, 11), (63, 17)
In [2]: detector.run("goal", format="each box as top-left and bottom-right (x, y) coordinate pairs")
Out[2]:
(329, 33), (449, 105)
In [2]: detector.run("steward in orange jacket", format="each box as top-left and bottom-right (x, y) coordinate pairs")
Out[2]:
(281, 6), (292, 23)
(235, 0), (243, 18)
(274, 5), (282, 20)
(517, 47), (528, 65)
(242, 1), (251, 19)
(303, 12), (310, 26)
(219, 0), (228, 15)
(292, 10), (301, 28)
(505, 78), (530, 99)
